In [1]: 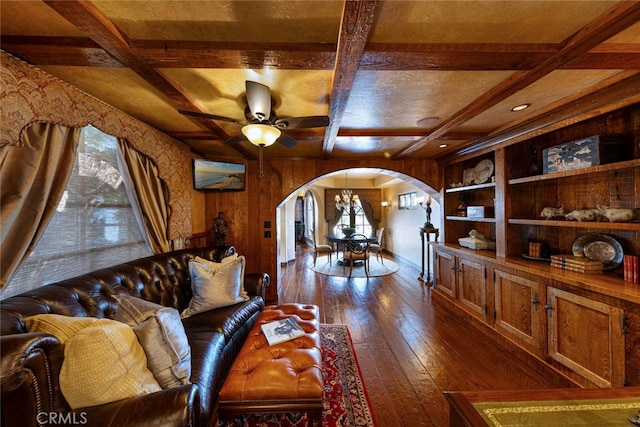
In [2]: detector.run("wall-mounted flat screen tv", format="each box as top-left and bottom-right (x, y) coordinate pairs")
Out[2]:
(193, 159), (246, 191)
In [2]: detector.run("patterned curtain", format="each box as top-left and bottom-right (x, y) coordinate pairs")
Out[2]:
(117, 138), (171, 253)
(0, 123), (81, 291)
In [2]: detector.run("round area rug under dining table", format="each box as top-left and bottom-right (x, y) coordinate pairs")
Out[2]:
(308, 256), (399, 278)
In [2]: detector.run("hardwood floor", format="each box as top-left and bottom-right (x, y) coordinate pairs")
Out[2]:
(278, 246), (562, 426)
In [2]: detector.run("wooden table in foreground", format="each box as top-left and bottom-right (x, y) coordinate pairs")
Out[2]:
(445, 387), (640, 427)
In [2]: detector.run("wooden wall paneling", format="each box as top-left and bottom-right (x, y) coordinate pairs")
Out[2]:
(204, 157), (443, 298)
(608, 166), (638, 207)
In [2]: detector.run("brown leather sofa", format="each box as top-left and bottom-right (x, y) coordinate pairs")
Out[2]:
(0, 247), (270, 427)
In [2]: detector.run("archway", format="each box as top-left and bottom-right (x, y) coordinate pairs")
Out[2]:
(274, 167), (440, 288)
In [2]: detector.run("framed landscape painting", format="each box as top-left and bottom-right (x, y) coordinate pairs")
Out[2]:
(192, 159), (246, 191)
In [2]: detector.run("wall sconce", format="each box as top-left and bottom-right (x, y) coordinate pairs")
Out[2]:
(381, 200), (392, 210)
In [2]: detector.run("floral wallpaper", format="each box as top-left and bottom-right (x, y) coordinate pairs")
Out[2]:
(0, 51), (192, 239)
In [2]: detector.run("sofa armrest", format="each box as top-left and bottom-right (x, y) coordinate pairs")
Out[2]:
(244, 273), (270, 300)
(1, 333), (65, 427)
(78, 384), (200, 427)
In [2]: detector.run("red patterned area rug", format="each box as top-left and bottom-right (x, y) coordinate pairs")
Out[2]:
(218, 324), (377, 427)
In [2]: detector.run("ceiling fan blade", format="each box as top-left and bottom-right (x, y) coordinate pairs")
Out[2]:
(245, 81), (271, 122)
(275, 116), (330, 129)
(277, 133), (299, 148)
(178, 109), (246, 125)
(224, 134), (247, 145)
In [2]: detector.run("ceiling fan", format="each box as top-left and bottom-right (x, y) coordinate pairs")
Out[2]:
(178, 80), (330, 149)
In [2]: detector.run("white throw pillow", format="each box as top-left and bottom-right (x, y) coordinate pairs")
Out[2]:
(114, 295), (191, 389)
(181, 255), (249, 318)
(194, 254), (246, 295)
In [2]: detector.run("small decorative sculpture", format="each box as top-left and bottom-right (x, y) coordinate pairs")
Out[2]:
(540, 206), (564, 220)
(468, 229), (484, 239)
(458, 229), (496, 250)
(597, 205), (640, 222)
(565, 209), (599, 222)
(213, 211), (228, 246)
(419, 196), (434, 229)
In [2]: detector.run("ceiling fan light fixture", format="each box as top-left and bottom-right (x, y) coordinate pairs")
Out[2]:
(242, 124), (281, 147)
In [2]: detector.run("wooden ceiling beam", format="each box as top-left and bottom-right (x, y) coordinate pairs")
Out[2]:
(393, 1), (640, 158)
(361, 42), (640, 70)
(132, 40), (336, 70)
(42, 0), (255, 159)
(0, 36), (123, 67)
(322, 0), (379, 159)
(5, 35), (639, 70)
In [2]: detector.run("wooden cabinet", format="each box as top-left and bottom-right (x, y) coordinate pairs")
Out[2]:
(433, 246), (490, 323)
(457, 258), (488, 321)
(546, 287), (626, 388)
(434, 104), (639, 387)
(494, 269), (545, 355)
(432, 243), (638, 387)
(434, 249), (457, 298)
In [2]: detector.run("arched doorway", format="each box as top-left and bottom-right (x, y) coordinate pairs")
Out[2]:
(275, 167), (440, 282)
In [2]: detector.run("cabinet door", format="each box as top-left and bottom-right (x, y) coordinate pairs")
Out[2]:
(547, 287), (625, 387)
(457, 258), (487, 320)
(434, 250), (457, 298)
(494, 270), (545, 354)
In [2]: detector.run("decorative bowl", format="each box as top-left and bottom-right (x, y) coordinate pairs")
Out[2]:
(341, 227), (356, 237)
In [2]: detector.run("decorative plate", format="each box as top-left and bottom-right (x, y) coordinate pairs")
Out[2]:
(474, 159), (494, 184)
(571, 233), (623, 271)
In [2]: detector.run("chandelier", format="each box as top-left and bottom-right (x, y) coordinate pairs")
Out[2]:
(335, 188), (359, 212)
(335, 173), (360, 214)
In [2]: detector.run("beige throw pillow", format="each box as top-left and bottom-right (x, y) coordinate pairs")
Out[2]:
(181, 255), (249, 318)
(114, 295), (191, 389)
(24, 314), (116, 344)
(59, 322), (161, 409)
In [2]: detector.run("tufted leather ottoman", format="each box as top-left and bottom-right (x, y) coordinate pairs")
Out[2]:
(218, 303), (323, 426)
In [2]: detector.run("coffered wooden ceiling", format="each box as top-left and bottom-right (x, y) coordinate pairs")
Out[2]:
(2, 1), (640, 163)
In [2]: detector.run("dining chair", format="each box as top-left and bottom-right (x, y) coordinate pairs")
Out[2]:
(343, 233), (370, 278)
(310, 229), (334, 266)
(369, 227), (385, 264)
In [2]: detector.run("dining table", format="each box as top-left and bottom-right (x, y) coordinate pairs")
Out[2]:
(323, 234), (377, 266)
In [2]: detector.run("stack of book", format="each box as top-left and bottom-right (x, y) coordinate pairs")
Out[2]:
(550, 255), (603, 274)
(623, 255), (639, 284)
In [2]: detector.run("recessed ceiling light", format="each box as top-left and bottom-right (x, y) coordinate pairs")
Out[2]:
(438, 144), (448, 148)
(417, 116), (440, 127)
(511, 103), (530, 112)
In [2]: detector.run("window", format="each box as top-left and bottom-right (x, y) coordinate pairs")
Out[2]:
(399, 192), (417, 210)
(304, 191), (315, 238)
(333, 199), (373, 237)
(8, 126), (152, 289)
